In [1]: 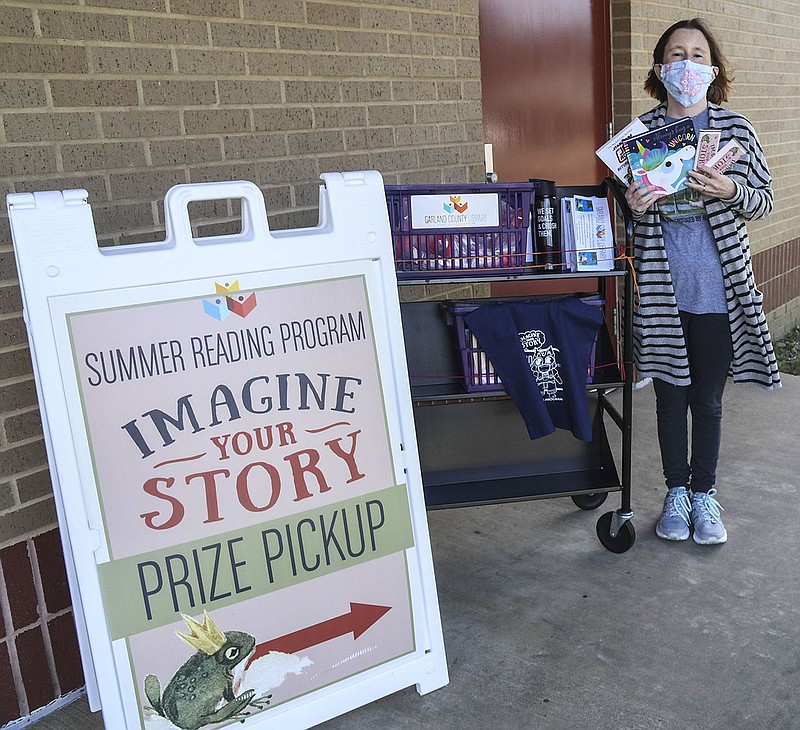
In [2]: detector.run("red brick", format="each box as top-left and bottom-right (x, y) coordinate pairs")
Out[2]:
(761, 281), (774, 312)
(0, 641), (20, 725)
(33, 530), (71, 614)
(752, 250), (766, 282)
(16, 626), (56, 712)
(0, 542), (38, 630)
(48, 613), (84, 694)
(777, 277), (788, 306)
(765, 247), (775, 282)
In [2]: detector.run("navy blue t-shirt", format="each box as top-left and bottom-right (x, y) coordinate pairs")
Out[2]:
(464, 298), (604, 441)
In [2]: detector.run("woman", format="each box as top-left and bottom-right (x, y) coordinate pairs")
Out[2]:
(625, 18), (780, 545)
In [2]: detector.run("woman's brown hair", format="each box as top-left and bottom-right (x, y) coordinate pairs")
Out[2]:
(643, 18), (732, 104)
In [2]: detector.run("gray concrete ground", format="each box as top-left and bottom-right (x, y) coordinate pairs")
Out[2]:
(31, 374), (799, 730)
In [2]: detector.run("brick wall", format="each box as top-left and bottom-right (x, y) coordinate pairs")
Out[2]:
(0, 0), (482, 722)
(1, 0), (483, 245)
(0, 532), (83, 724)
(1, 0), (799, 723)
(610, 0), (800, 335)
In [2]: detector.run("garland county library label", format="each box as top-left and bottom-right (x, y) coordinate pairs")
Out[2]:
(70, 274), (417, 724)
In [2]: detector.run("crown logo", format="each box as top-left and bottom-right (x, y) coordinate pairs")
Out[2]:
(215, 280), (240, 294)
(176, 611), (226, 655)
(450, 195), (468, 214)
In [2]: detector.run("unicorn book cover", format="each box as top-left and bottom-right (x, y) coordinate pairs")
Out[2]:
(624, 118), (697, 196)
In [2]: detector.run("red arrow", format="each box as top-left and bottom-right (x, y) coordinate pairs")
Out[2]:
(246, 602), (391, 667)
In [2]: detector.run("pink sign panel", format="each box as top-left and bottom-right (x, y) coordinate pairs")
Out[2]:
(67, 274), (416, 728)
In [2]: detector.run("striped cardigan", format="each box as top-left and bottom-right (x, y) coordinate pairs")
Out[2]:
(631, 102), (781, 389)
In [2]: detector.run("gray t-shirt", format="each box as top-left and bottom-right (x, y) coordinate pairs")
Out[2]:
(658, 110), (728, 314)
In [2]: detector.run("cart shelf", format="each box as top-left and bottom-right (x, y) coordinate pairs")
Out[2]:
(395, 178), (636, 552)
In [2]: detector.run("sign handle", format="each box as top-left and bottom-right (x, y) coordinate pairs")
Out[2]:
(164, 180), (271, 247)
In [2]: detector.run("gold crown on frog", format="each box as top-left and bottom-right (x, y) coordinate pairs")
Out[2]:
(177, 611), (226, 655)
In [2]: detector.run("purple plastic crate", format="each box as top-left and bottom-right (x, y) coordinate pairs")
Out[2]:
(444, 304), (504, 392)
(444, 300), (604, 393)
(385, 182), (536, 278)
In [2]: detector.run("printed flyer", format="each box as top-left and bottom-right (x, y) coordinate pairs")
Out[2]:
(67, 274), (416, 729)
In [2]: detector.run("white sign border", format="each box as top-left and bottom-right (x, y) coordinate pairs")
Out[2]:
(7, 174), (448, 729)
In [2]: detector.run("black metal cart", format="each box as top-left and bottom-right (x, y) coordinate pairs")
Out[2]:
(390, 177), (637, 552)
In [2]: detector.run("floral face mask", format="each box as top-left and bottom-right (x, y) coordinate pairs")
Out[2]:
(659, 59), (716, 107)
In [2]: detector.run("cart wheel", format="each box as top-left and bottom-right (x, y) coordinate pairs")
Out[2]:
(571, 492), (608, 510)
(596, 511), (636, 553)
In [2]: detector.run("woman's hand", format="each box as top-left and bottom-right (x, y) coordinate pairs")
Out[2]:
(625, 180), (662, 215)
(686, 165), (737, 200)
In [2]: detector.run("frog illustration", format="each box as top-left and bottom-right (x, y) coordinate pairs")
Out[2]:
(144, 611), (269, 729)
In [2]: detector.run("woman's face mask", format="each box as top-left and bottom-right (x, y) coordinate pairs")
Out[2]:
(658, 59), (716, 107)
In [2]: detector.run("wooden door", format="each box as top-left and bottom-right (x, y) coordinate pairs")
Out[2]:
(479, 0), (612, 186)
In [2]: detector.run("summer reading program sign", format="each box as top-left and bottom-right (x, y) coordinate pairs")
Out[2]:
(7, 174), (448, 729)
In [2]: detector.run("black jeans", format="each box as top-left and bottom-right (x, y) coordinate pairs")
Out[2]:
(652, 312), (733, 492)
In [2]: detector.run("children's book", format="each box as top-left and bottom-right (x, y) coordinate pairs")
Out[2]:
(595, 118), (648, 184)
(624, 118), (697, 196)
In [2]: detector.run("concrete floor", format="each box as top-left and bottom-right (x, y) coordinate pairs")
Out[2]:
(32, 375), (799, 730)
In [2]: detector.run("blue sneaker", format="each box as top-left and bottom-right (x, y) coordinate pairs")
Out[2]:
(691, 489), (727, 544)
(655, 486), (691, 540)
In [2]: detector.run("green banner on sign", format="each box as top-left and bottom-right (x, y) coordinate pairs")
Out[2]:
(99, 483), (414, 640)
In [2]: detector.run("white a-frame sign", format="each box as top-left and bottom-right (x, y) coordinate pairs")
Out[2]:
(7, 173), (448, 729)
